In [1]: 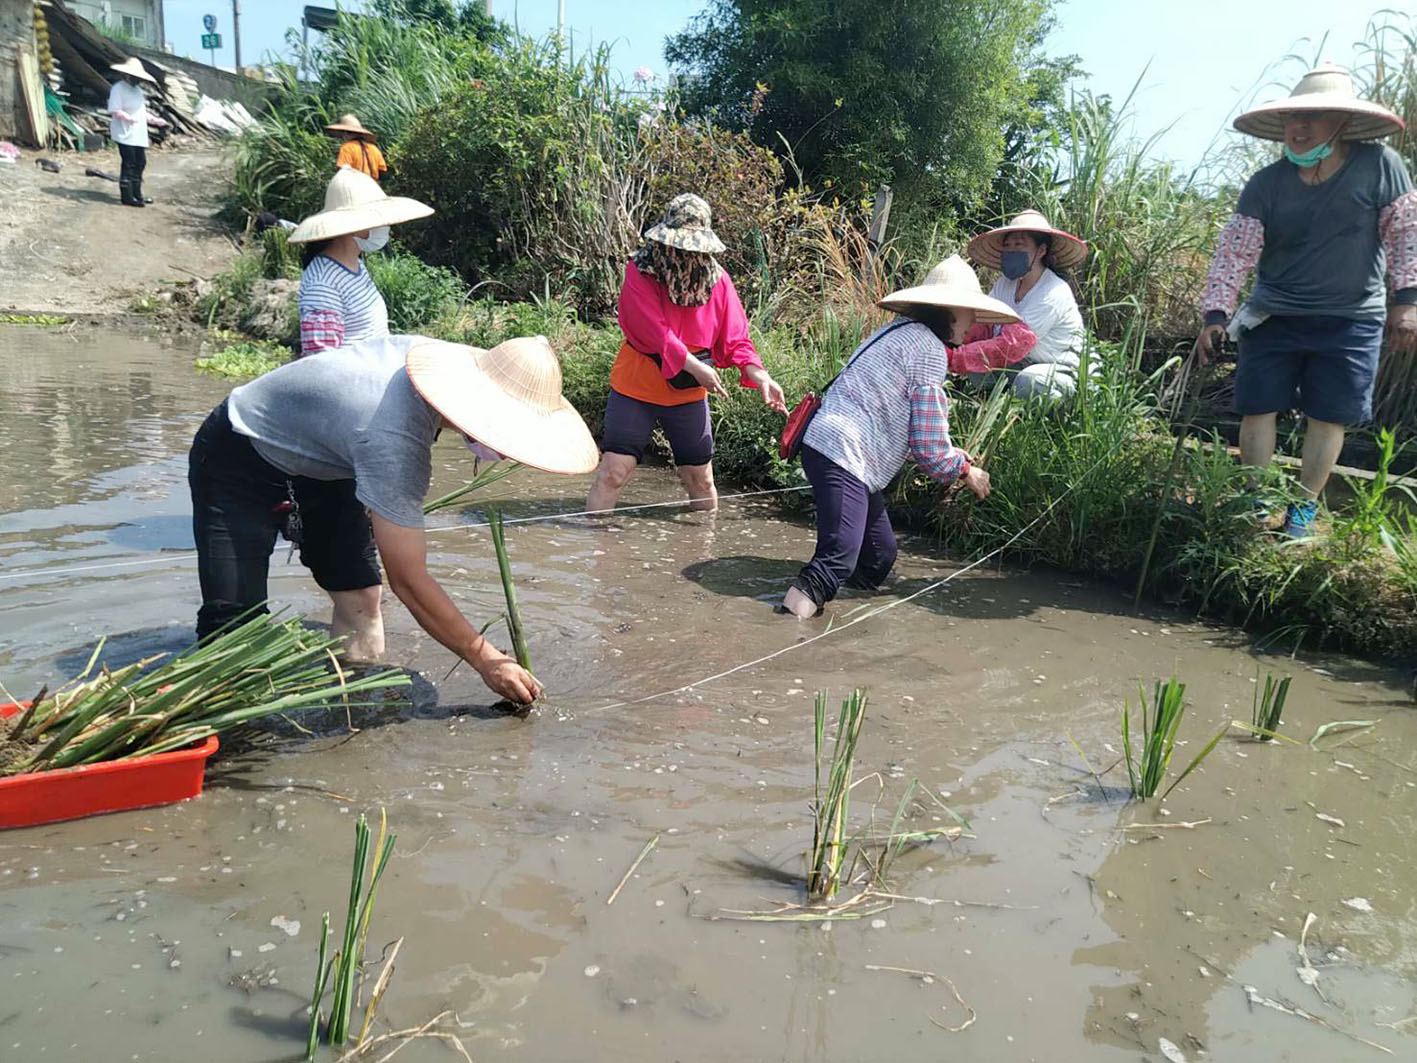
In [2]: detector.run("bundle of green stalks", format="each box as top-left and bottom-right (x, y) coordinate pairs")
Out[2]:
(1121, 676), (1227, 801)
(307, 809), (398, 1058)
(0, 613), (409, 776)
(808, 689), (868, 901)
(1250, 672), (1292, 741)
(487, 509), (531, 671)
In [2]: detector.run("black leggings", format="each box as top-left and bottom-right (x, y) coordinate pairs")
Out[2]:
(188, 401), (381, 639)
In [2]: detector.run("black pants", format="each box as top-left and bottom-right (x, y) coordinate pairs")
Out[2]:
(188, 401), (381, 639)
(117, 143), (146, 204)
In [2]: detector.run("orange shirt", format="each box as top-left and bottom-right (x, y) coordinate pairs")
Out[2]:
(336, 139), (387, 180)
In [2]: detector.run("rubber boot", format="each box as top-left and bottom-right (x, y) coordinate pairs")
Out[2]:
(135, 177), (152, 206)
(118, 178), (135, 206)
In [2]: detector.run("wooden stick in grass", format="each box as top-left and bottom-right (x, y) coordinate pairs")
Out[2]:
(487, 509), (531, 671)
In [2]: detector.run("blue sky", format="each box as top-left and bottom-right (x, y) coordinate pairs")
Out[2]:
(158, 0), (1403, 166)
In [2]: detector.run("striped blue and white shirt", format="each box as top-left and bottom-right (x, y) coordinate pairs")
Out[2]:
(297, 254), (390, 357)
(804, 319), (965, 492)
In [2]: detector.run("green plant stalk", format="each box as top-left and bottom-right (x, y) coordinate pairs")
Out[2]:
(421, 460), (523, 514)
(328, 813), (371, 1046)
(306, 912), (331, 1063)
(488, 509), (531, 671)
(808, 689), (866, 900)
(1251, 674), (1291, 740)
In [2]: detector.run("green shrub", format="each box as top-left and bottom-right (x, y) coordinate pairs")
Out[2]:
(366, 248), (465, 332)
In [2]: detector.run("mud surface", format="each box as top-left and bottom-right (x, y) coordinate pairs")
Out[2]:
(0, 147), (233, 315)
(1, 326), (1415, 1062)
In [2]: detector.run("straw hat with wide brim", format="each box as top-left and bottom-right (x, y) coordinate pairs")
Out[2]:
(110, 57), (157, 84)
(966, 210), (1088, 271)
(643, 193), (727, 254)
(878, 256), (1021, 325)
(406, 337), (600, 476)
(287, 167), (433, 244)
(324, 113), (377, 140)
(1233, 62), (1405, 142)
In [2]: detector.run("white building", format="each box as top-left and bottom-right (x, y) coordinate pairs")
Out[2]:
(67, 0), (165, 49)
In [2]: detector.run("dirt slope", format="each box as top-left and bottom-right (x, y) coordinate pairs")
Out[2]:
(0, 145), (237, 315)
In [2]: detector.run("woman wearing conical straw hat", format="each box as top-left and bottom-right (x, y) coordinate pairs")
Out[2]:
(107, 57), (164, 208)
(287, 167), (433, 357)
(187, 334), (600, 704)
(326, 113), (388, 182)
(963, 210), (1089, 400)
(586, 193), (787, 514)
(1194, 63), (1417, 538)
(779, 257), (1013, 618)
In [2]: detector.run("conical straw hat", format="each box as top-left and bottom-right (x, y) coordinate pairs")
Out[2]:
(405, 337), (601, 476)
(1234, 62), (1405, 142)
(110, 57), (157, 84)
(878, 256), (1021, 324)
(966, 209), (1088, 270)
(324, 113), (377, 139)
(287, 167), (433, 244)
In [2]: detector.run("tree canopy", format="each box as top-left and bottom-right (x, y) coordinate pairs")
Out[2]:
(666, 0), (1063, 212)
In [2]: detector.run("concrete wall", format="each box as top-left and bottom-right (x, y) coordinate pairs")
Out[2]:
(129, 43), (276, 112)
(67, 0), (160, 48)
(1, 0), (37, 142)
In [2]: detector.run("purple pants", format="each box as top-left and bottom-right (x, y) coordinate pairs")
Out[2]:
(791, 445), (898, 607)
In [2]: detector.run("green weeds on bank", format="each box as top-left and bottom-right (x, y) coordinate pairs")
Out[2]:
(195, 339), (289, 379)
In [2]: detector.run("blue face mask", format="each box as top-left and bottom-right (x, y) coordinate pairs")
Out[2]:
(1000, 250), (1033, 280)
(1284, 140), (1336, 168)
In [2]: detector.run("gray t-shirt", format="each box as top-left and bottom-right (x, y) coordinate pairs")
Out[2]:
(1236, 142), (1413, 320)
(226, 334), (441, 528)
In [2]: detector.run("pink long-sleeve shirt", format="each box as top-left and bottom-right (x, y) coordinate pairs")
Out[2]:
(611, 260), (764, 405)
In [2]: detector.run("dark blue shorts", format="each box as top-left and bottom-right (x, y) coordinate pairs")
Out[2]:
(601, 389), (714, 466)
(1234, 314), (1383, 424)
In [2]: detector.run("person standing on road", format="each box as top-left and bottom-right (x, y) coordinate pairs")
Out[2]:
(779, 258), (1011, 618)
(107, 57), (163, 208)
(963, 210), (1089, 400)
(288, 167), (433, 357)
(188, 333), (600, 705)
(586, 193), (787, 513)
(1195, 63), (1417, 537)
(326, 114), (389, 182)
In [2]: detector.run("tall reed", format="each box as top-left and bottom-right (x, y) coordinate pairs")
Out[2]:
(487, 509), (531, 671)
(306, 809), (397, 1058)
(808, 689), (867, 900)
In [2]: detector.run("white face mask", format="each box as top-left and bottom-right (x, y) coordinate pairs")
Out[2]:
(355, 226), (390, 253)
(465, 437), (505, 463)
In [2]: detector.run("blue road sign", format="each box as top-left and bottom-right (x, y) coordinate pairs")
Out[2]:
(202, 13), (217, 32)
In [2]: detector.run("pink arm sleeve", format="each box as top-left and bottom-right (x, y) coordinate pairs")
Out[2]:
(617, 261), (692, 379)
(948, 322), (1038, 375)
(1200, 213), (1264, 320)
(1379, 189), (1417, 298)
(712, 273), (765, 387)
(300, 309), (345, 357)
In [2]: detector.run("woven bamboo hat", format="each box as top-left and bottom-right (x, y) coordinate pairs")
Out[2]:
(1234, 63), (1404, 142)
(405, 337), (600, 476)
(643, 193), (726, 254)
(287, 167), (433, 244)
(966, 210), (1088, 270)
(878, 256), (1021, 324)
(110, 57), (157, 84)
(324, 113), (377, 139)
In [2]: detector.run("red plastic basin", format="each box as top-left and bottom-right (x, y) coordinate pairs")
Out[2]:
(0, 702), (218, 829)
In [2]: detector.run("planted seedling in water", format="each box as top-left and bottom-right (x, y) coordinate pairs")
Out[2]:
(808, 689), (867, 900)
(1250, 671), (1292, 741)
(307, 808), (398, 1059)
(1121, 676), (1228, 800)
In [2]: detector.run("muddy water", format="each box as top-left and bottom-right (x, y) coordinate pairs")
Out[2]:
(1, 324), (1415, 1063)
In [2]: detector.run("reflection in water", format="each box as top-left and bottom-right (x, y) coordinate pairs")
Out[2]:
(0, 325), (1414, 1062)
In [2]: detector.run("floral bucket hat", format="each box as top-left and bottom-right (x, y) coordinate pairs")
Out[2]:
(643, 193), (727, 254)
